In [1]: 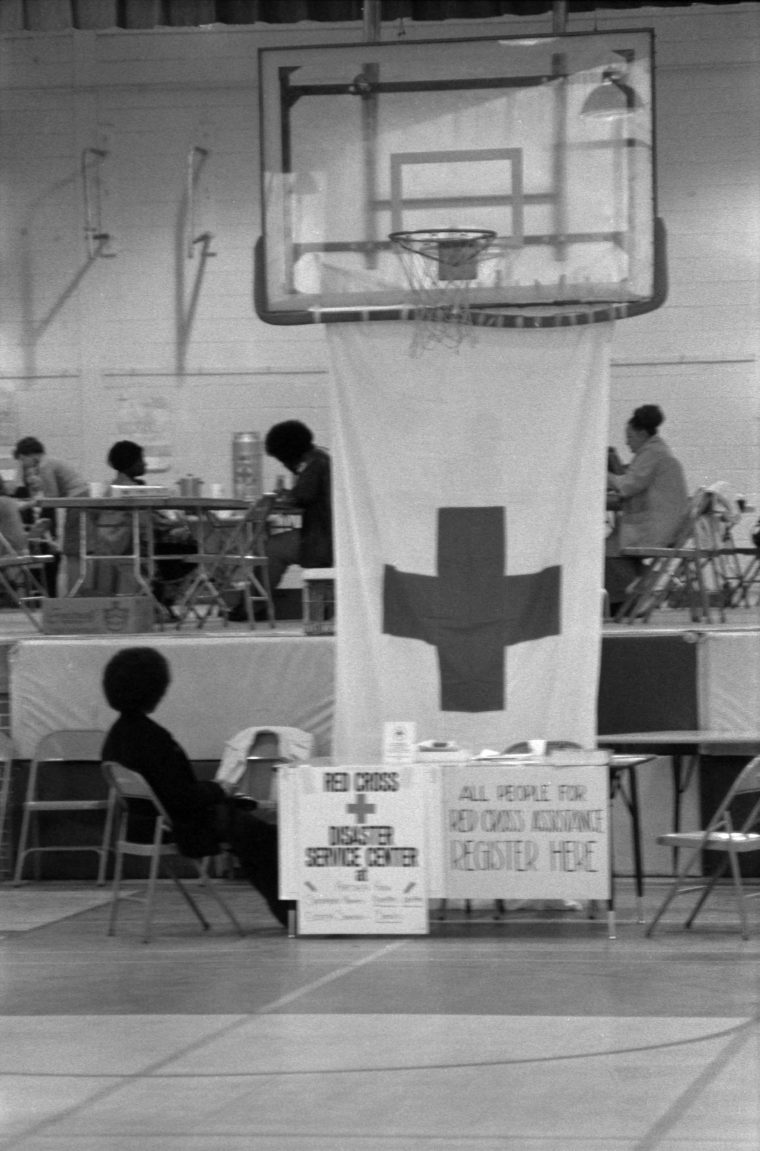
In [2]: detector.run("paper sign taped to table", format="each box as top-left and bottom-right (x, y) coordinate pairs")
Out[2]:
(279, 763), (428, 934)
(442, 762), (610, 901)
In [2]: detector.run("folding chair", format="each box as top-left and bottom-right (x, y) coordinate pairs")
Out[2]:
(13, 729), (115, 885)
(695, 488), (759, 610)
(102, 760), (246, 943)
(0, 732), (14, 879)
(615, 488), (713, 623)
(646, 756), (760, 940)
(0, 529), (56, 630)
(205, 726), (313, 879)
(174, 503), (275, 629)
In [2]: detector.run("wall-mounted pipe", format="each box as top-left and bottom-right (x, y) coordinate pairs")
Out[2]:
(81, 148), (112, 258)
(363, 0), (382, 43)
(186, 146), (215, 258)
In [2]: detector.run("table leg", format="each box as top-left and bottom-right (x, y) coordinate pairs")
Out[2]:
(609, 763), (645, 923)
(670, 751), (698, 873)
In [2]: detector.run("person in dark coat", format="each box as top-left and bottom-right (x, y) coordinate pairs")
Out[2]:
(101, 646), (290, 927)
(264, 420), (333, 587)
(227, 420), (333, 622)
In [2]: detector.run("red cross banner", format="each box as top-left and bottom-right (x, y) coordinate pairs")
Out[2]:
(326, 323), (612, 763)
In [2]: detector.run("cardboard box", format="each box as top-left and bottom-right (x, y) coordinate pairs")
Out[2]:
(42, 596), (155, 635)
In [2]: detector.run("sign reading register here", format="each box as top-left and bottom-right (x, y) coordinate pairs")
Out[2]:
(441, 763), (610, 902)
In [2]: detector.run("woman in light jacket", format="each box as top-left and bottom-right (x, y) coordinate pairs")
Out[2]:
(605, 405), (689, 612)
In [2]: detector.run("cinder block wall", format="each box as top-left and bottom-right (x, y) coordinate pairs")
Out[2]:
(0, 4), (758, 507)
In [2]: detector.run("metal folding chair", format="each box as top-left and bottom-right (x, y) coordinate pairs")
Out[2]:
(0, 528), (55, 630)
(615, 488), (713, 623)
(646, 755), (760, 940)
(103, 760), (246, 943)
(0, 732), (14, 879)
(13, 729), (115, 885)
(174, 502), (275, 628)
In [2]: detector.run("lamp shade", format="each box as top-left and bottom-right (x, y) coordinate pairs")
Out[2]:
(581, 73), (642, 119)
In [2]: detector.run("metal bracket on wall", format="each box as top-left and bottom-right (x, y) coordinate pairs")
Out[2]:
(186, 146), (216, 259)
(81, 148), (115, 258)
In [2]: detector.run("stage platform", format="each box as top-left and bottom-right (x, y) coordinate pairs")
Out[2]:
(1, 615), (334, 762)
(2, 605), (760, 880)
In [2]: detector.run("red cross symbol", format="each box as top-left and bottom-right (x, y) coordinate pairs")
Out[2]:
(383, 507), (561, 712)
(346, 792), (377, 824)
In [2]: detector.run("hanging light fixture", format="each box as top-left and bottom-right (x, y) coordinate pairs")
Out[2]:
(581, 66), (643, 119)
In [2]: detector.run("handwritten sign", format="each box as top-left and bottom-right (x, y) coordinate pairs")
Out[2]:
(281, 764), (428, 934)
(441, 762), (609, 901)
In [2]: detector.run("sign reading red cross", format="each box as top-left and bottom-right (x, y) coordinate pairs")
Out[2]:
(382, 506), (561, 712)
(347, 792), (377, 824)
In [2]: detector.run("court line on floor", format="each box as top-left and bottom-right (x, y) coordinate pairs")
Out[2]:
(0, 937), (408, 1150)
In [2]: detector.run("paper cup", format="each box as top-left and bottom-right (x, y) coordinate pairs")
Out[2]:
(88, 481), (108, 497)
(209, 483), (224, 498)
(528, 739), (547, 755)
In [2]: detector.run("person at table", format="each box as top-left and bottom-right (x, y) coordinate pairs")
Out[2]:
(101, 646), (290, 928)
(605, 405), (689, 613)
(227, 420), (333, 621)
(265, 419), (332, 583)
(13, 435), (88, 594)
(94, 440), (197, 606)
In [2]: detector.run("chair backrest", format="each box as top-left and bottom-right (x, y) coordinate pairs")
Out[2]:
(707, 756), (760, 834)
(102, 760), (172, 829)
(34, 729), (106, 764)
(668, 487), (709, 549)
(244, 730), (287, 801)
(26, 729), (108, 803)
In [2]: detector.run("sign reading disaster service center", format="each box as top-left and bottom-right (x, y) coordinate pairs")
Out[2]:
(283, 764), (428, 934)
(442, 762), (610, 902)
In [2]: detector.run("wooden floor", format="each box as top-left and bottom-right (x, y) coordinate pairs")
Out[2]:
(1, 878), (759, 1149)
(2, 605), (760, 1146)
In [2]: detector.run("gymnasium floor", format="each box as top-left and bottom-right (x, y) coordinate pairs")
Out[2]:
(2, 879), (759, 1150)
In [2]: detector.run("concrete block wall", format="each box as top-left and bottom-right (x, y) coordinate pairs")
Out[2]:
(0, 5), (758, 504)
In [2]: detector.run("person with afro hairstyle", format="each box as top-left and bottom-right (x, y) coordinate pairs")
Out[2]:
(227, 420), (332, 621)
(605, 404), (689, 613)
(93, 441), (197, 605)
(264, 420), (332, 588)
(101, 646), (291, 927)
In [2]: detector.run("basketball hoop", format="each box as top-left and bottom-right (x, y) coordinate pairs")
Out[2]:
(389, 229), (498, 353)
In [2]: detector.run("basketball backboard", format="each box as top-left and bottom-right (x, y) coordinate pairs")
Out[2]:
(256, 31), (660, 327)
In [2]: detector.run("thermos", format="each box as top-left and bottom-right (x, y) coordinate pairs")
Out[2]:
(232, 432), (263, 502)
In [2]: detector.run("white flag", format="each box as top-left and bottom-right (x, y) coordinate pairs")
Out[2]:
(327, 322), (611, 762)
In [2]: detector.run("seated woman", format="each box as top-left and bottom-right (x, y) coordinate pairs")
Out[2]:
(101, 646), (291, 927)
(94, 440), (196, 607)
(605, 405), (689, 613)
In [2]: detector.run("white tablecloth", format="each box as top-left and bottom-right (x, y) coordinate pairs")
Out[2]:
(9, 634), (335, 761)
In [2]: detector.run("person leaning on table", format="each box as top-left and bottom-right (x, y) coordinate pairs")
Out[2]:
(101, 646), (291, 928)
(227, 420), (333, 622)
(13, 435), (88, 594)
(264, 420), (333, 585)
(604, 405), (689, 614)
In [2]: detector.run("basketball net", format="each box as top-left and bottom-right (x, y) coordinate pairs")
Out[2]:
(389, 229), (499, 355)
